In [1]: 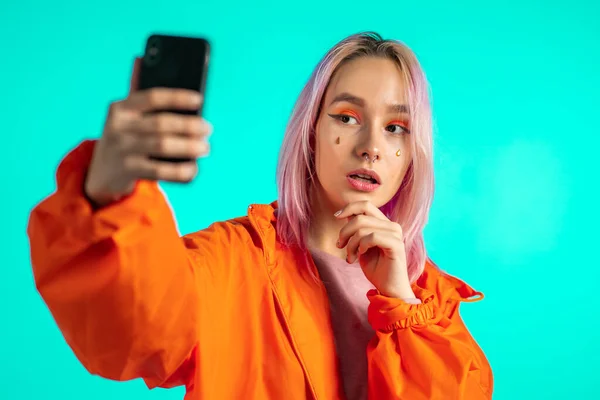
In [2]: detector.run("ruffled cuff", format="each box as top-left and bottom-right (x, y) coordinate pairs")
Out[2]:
(34, 140), (167, 246)
(367, 287), (436, 332)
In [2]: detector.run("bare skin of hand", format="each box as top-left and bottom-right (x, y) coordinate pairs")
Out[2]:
(336, 201), (416, 299)
(84, 57), (212, 207)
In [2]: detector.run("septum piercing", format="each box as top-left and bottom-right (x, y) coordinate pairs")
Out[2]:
(364, 154), (380, 163)
(361, 150), (401, 162)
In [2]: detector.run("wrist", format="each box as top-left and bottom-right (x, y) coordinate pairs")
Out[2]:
(378, 278), (417, 300)
(377, 269), (416, 300)
(380, 287), (417, 300)
(84, 182), (132, 209)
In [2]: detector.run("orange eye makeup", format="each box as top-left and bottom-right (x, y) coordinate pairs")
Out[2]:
(327, 108), (362, 125)
(336, 109), (361, 121)
(388, 119), (410, 129)
(387, 119), (411, 134)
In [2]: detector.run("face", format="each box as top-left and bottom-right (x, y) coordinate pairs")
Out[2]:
(313, 56), (413, 210)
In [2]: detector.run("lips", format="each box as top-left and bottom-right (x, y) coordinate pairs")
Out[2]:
(346, 168), (382, 192)
(346, 168), (381, 184)
(349, 173), (378, 184)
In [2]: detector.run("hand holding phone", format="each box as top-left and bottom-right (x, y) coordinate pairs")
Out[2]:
(84, 34), (212, 208)
(139, 34), (211, 162)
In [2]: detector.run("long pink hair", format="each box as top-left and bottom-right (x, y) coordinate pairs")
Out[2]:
(276, 32), (434, 283)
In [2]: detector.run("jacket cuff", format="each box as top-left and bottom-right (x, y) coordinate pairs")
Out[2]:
(367, 287), (436, 332)
(38, 140), (166, 245)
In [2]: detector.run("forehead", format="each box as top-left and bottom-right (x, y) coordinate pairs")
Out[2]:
(324, 57), (409, 106)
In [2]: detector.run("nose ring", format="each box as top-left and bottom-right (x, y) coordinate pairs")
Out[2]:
(364, 154), (379, 163)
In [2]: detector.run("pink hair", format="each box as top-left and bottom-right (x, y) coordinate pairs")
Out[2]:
(276, 32), (434, 283)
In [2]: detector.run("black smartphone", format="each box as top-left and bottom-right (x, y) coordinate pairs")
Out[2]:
(138, 33), (210, 162)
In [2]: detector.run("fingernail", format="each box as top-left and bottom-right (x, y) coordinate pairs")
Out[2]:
(200, 120), (213, 135)
(334, 210), (342, 217)
(192, 93), (202, 105)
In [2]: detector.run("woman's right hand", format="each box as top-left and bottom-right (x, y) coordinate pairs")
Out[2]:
(84, 58), (212, 207)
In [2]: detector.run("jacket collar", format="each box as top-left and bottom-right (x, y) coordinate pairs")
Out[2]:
(246, 201), (279, 267)
(246, 201), (344, 400)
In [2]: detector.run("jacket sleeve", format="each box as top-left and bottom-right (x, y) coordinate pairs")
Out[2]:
(366, 264), (493, 400)
(27, 140), (201, 389)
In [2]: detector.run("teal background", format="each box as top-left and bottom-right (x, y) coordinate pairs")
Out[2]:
(2, 0), (598, 398)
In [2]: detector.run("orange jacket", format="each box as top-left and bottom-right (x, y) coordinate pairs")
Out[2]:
(28, 141), (493, 399)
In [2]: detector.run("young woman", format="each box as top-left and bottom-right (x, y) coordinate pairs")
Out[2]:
(28, 32), (493, 399)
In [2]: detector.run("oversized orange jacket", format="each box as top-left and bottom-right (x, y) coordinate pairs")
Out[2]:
(28, 141), (493, 399)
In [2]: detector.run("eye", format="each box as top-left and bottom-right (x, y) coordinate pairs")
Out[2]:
(386, 124), (410, 135)
(328, 113), (359, 125)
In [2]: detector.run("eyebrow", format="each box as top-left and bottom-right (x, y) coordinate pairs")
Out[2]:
(329, 92), (410, 114)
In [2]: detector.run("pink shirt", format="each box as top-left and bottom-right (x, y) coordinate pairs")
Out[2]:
(310, 249), (375, 400)
(310, 249), (421, 400)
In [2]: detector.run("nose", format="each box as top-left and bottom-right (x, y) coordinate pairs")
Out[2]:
(355, 124), (382, 163)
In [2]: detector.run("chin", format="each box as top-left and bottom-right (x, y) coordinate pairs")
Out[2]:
(321, 182), (391, 209)
(339, 190), (386, 207)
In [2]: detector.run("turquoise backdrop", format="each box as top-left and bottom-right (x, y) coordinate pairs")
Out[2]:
(2, 0), (598, 399)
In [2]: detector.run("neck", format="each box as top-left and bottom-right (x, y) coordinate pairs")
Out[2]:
(307, 186), (347, 260)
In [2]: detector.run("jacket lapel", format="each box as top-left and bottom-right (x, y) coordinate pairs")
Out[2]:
(248, 203), (344, 400)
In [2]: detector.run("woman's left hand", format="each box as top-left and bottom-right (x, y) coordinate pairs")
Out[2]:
(336, 201), (416, 299)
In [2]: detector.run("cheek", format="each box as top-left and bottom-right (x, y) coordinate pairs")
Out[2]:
(316, 136), (342, 178)
(384, 139), (412, 183)
(314, 127), (351, 188)
(316, 121), (346, 161)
